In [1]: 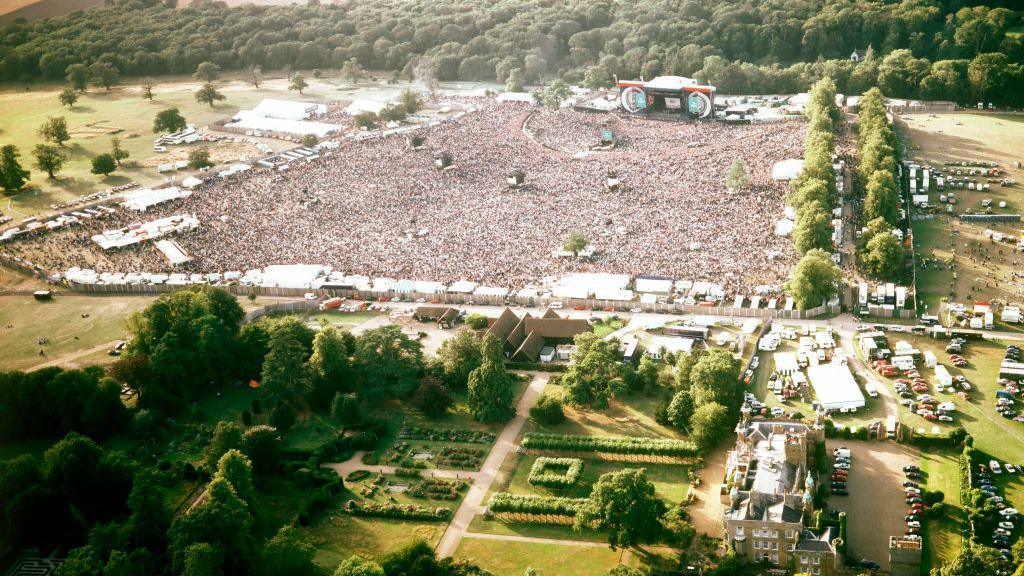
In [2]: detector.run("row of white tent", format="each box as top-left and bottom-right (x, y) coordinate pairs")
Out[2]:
(60, 264), (750, 305)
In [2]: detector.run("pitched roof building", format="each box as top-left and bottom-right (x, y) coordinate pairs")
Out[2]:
(484, 307), (591, 362)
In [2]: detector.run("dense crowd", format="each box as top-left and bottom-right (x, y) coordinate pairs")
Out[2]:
(5, 98), (808, 293)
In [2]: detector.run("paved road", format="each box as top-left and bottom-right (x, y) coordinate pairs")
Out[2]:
(434, 373), (550, 558)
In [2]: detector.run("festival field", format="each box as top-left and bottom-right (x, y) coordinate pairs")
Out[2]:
(0, 75), (339, 215)
(3, 99), (805, 292)
(0, 293), (151, 371)
(899, 113), (1024, 315)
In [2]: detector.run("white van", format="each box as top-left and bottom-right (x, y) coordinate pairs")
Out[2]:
(865, 383), (878, 398)
(991, 460), (1003, 474)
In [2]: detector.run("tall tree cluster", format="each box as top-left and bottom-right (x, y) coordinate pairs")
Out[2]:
(789, 77), (839, 257)
(784, 77), (845, 310)
(856, 87), (905, 281)
(1, 1), (1022, 105)
(119, 286), (246, 413)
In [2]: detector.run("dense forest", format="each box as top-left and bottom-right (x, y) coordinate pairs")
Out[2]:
(0, 0), (1022, 103)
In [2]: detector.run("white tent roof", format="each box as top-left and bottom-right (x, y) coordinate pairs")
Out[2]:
(155, 239), (190, 265)
(547, 273), (630, 299)
(772, 159), (805, 181)
(447, 280), (478, 294)
(344, 100), (388, 116)
(260, 264), (324, 289)
(774, 352), (800, 374)
(775, 219), (794, 237)
(251, 98), (324, 121)
(227, 111), (340, 137)
(474, 286), (509, 297)
(635, 277), (674, 294)
(807, 363), (865, 411)
(121, 186), (189, 211)
(496, 92), (534, 103)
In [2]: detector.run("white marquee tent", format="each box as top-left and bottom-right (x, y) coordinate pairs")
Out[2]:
(807, 363), (865, 411)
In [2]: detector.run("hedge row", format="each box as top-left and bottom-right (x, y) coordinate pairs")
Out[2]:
(486, 493), (588, 517)
(342, 500), (450, 521)
(399, 425), (495, 444)
(522, 432), (698, 457)
(527, 457), (584, 488)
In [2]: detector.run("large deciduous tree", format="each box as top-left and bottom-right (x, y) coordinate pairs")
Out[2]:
(785, 249), (843, 310)
(153, 107), (187, 134)
(561, 333), (622, 409)
(436, 329), (482, 389)
(38, 116), (70, 146)
(354, 325), (423, 398)
(32, 144), (67, 178)
(574, 468), (665, 549)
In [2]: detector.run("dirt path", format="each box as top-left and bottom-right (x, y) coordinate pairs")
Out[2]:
(435, 373), (550, 558)
(25, 340), (118, 371)
(686, 437), (730, 536)
(323, 452), (484, 482)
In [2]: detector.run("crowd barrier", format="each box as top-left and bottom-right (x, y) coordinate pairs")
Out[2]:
(63, 280), (843, 319)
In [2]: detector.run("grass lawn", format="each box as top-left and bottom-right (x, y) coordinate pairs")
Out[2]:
(501, 453), (690, 505)
(467, 514), (608, 542)
(919, 447), (965, 574)
(531, 386), (683, 441)
(303, 310), (382, 329)
(0, 293), (152, 371)
(0, 73), (351, 216)
(592, 317), (627, 338)
(876, 336), (1024, 462)
(299, 514), (445, 570)
(455, 538), (627, 576)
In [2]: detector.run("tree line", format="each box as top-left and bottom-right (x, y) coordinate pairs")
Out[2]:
(783, 78), (845, 310)
(855, 88), (907, 282)
(1, 0), (1022, 105)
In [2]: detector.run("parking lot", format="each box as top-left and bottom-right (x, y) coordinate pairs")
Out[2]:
(826, 440), (920, 571)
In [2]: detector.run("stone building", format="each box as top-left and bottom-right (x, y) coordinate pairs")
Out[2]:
(721, 412), (840, 575)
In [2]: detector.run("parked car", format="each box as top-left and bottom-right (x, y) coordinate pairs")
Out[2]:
(860, 560), (881, 571)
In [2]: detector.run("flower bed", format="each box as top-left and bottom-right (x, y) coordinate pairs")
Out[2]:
(435, 446), (486, 469)
(408, 477), (469, 500)
(527, 457), (584, 488)
(399, 425), (495, 445)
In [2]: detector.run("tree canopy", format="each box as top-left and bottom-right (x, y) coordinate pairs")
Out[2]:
(574, 468), (665, 549)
